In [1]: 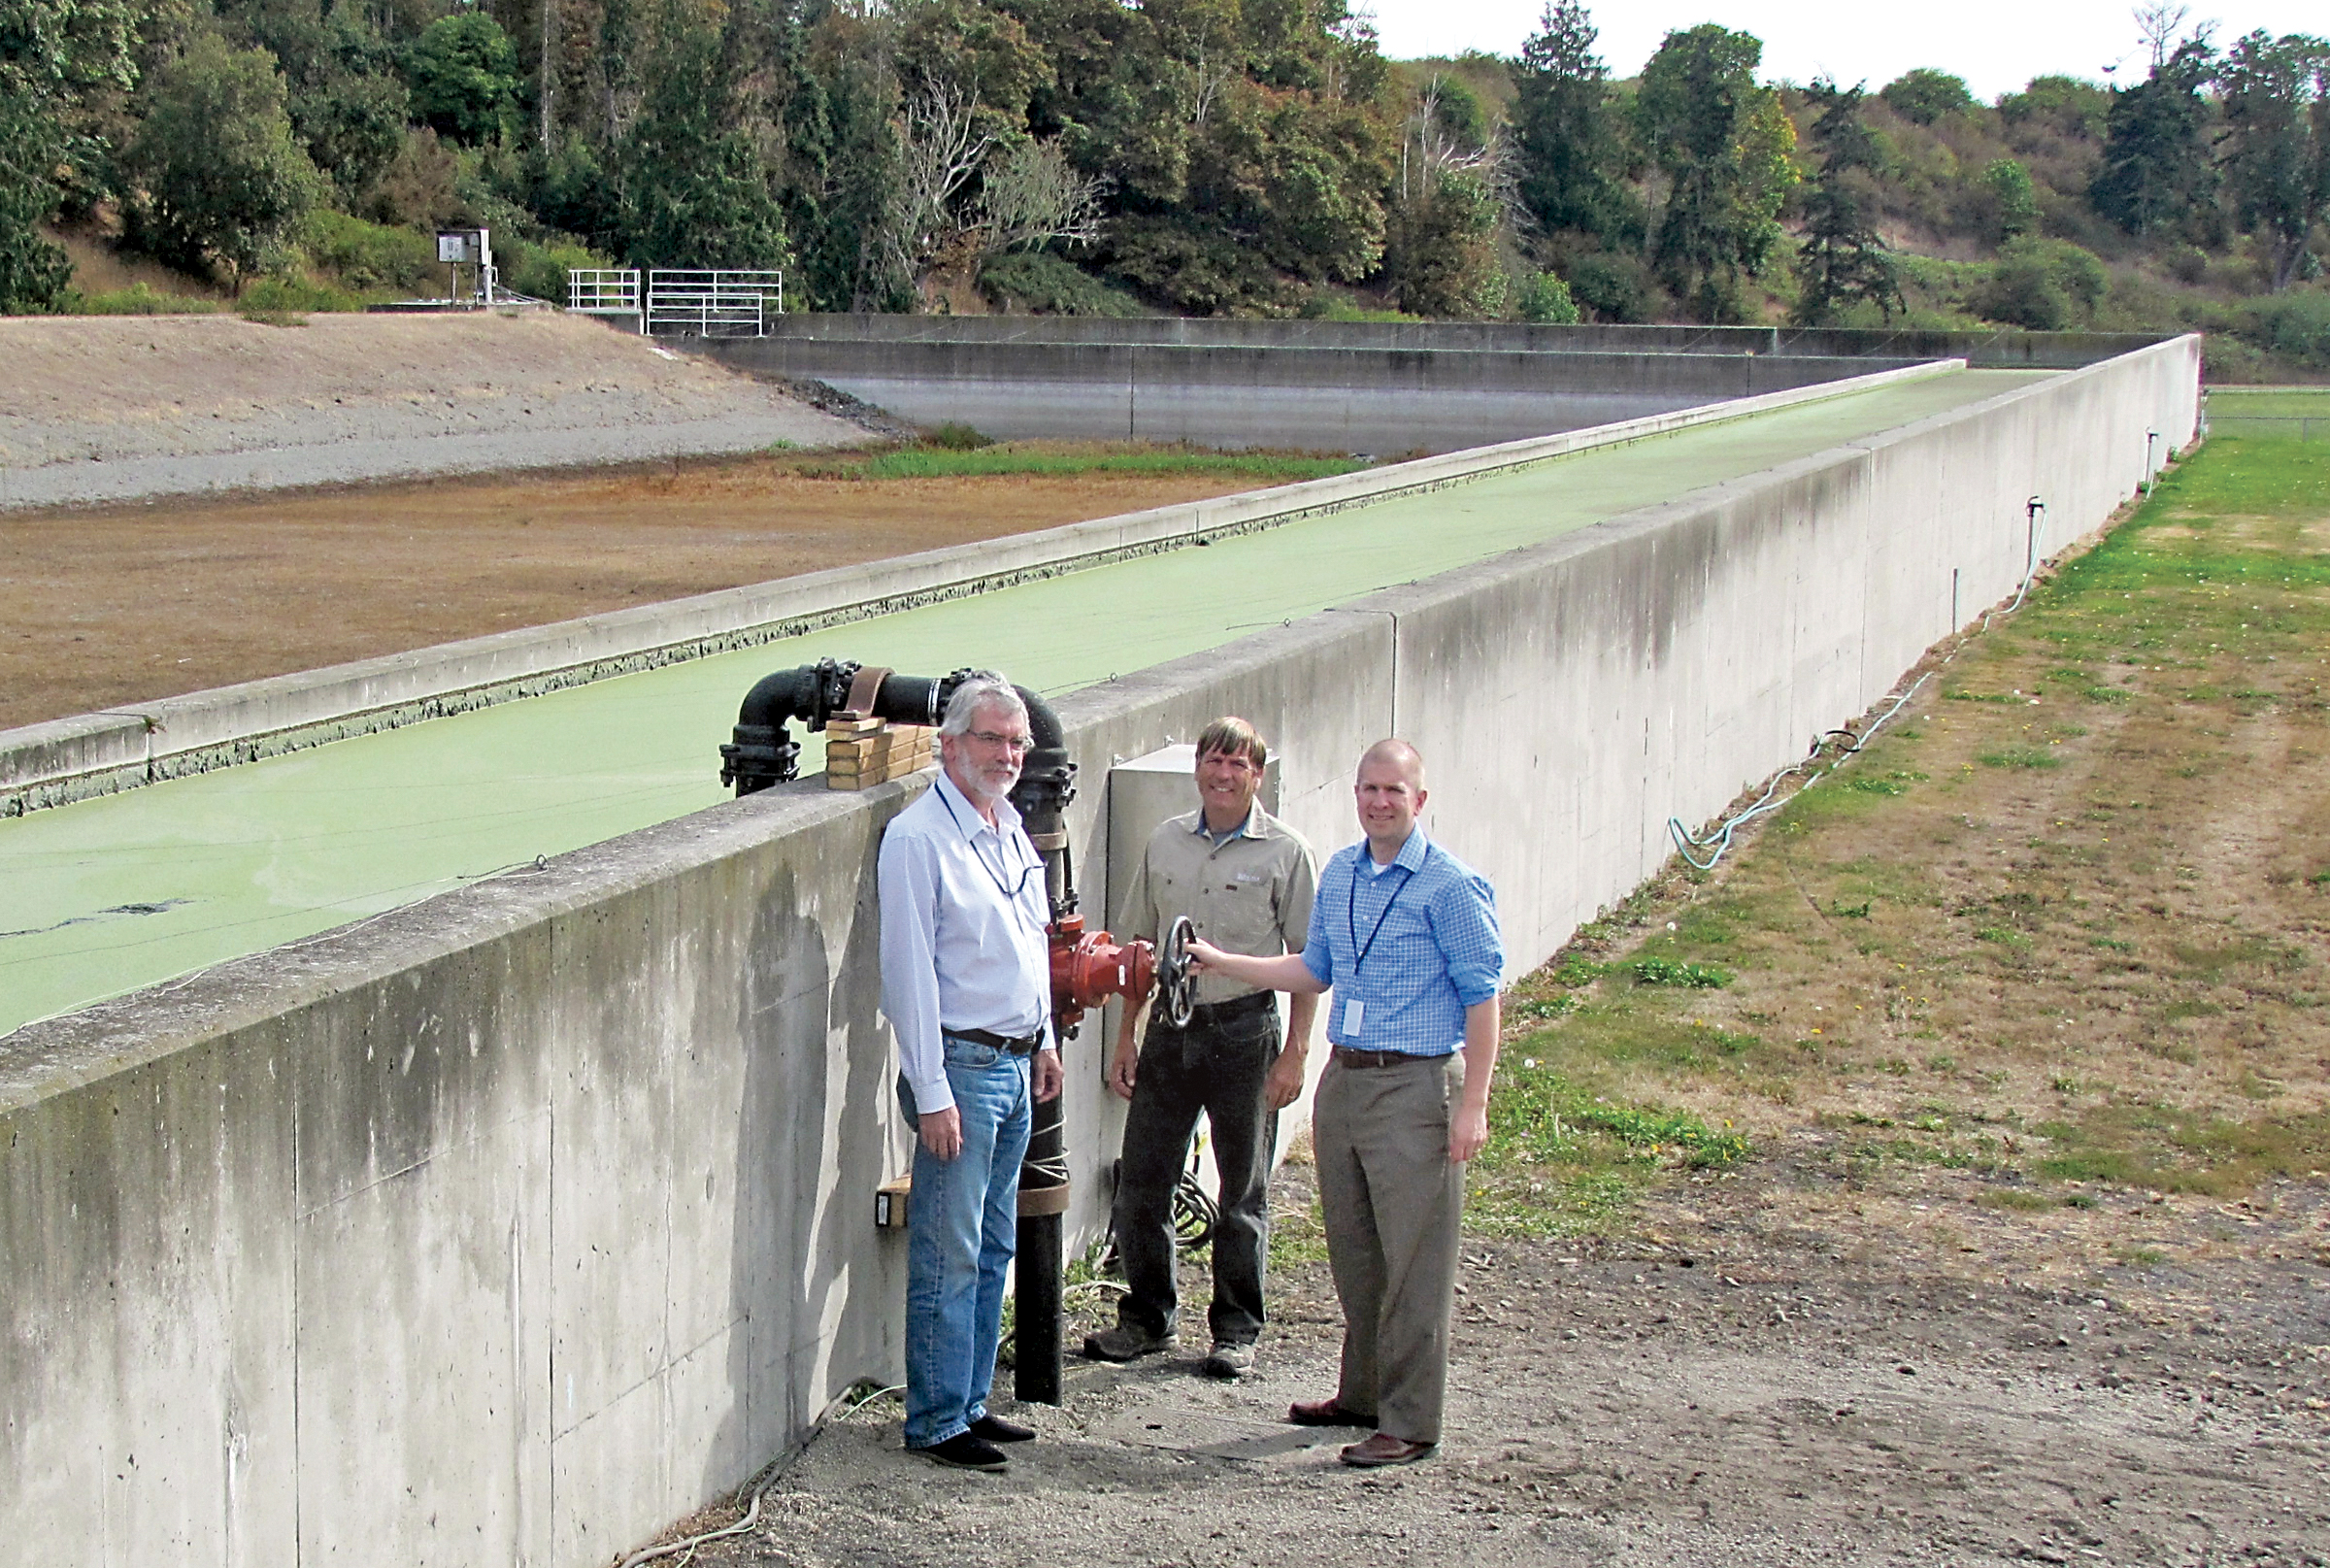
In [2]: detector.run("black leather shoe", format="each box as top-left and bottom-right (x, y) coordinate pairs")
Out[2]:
(970, 1413), (1036, 1443)
(911, 1432), (1008, 1471)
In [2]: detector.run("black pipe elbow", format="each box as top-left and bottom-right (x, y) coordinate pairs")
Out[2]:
(720, 660), (1073, 815)
(719, 664), (828, 794)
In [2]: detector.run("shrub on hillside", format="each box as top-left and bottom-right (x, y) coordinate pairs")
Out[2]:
(2242, 289), (2330, 370)
(239, 275), (362, 314)
(1998, 75), (2109, 140)
(1564, 251), (1650, 322)
(302, 209), (438, 294)
(1516, 270), (1581, 323)
(977, 251), (1146, 317)
(1880, 68), (1974, 125)
(1975, 239), (2109, 329)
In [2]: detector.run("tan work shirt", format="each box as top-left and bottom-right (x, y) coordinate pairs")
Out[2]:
(1115, 804), (1317, 1006)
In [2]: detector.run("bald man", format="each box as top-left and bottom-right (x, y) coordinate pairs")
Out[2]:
(1187, 739), (1503, 1468)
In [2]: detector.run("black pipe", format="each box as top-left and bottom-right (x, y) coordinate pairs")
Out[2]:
(719, 659), (1077, 1403)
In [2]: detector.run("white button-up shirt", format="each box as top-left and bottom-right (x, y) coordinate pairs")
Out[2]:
(877, 768), (1054, 1114)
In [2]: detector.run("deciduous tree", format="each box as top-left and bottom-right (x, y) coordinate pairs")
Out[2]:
(0, 101), (72, 311)
(122, 31), (326, 285)
(404, 11), (522, 147)
(2215, 29), (2330, 292)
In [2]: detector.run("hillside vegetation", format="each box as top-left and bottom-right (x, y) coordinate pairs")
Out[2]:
(0, 0), (2323, 376)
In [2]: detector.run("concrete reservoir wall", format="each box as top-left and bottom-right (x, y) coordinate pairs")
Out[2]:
(703, 317), (2171, 452)
(0, 337), (2200, 1567)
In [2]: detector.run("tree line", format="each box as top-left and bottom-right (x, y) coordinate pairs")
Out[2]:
(1, 0), (2325, 351)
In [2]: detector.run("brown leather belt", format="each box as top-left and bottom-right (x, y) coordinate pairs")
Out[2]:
(1332, 1047), (1453, 1069)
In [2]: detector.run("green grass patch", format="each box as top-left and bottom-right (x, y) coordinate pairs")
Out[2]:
(2034, 1102), (2330, 1194)
(1977, 743), (2063, 770)
(1628, 956), (1734, 988)
(71, 282), (220, 315)
(856, 445), (1370, 482)
(1467, 1047), (1750, 1237)
(1267, 1191), (1331, 1268)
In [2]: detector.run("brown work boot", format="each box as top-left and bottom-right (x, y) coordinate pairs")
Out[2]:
(1339, 1432), (1437, 1468)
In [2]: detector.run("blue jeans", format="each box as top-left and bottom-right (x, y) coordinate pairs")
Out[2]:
(898, 1035), (1032, 1448)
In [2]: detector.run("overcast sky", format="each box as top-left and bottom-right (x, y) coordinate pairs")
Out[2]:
(1367, 2), (2330, 100)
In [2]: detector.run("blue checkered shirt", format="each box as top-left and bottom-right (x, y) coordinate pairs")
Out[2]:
(1301, 830), (1504, 1055)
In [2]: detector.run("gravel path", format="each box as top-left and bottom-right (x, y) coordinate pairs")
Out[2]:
(648, 1166), (2330, 1568)
(0, 312), (866, 509)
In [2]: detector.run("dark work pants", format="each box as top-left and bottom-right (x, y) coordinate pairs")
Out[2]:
(1111, 996), (1281, 1347)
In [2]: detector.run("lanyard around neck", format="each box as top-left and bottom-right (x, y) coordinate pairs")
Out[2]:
(1347, 850), (1418, 974)
(937, 784), (1044, 907)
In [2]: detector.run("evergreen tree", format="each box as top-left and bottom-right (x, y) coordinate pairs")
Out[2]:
(614, 23), (788, 270)
(1637, 23), (1797, 322)
(2089, 38), (2217, 236)
(1510, 0), (1632, 244)
(2215, 30), (2330, 292)
(1792, 82), (1900, 326)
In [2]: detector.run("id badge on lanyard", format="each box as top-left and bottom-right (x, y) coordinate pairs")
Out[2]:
(1343, 854), (1415, 1041)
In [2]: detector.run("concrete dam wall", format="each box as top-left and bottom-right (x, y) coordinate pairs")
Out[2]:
(0, 336), (2200, 1566)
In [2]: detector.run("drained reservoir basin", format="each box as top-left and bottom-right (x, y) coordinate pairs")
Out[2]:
(0, 367), (2043, 1036)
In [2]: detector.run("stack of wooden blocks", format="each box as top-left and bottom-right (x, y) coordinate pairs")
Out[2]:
(822, 716), (934, 789)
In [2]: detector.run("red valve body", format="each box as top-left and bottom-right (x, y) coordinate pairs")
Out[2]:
(1048, 915), (1157, 1031)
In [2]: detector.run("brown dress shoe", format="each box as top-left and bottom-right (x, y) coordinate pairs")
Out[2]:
(1339, 1432), (1437, 1468)
(1286, 1395), (1377, 1427)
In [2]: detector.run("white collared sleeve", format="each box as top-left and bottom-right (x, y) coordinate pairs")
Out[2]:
(877, 823), (955, 1115)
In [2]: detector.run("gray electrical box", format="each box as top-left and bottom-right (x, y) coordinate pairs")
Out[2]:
(435, 228), (490, 266)
(1105, 742), (1282, 932)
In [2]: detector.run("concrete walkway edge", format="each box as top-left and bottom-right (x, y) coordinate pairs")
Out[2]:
(0, 359), (1960, 817)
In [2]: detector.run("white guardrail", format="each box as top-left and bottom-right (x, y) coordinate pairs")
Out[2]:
(568, 268), (641, 316)
(565, 269), (784, 337)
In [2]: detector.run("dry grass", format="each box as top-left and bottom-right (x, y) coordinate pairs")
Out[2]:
(1476, 432), (2330, 1291)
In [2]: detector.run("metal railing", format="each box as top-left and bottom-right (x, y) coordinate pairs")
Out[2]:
(569, 268), (643, 317)
(2204, 413), (2327, 442)
(645, 270), (784, 338)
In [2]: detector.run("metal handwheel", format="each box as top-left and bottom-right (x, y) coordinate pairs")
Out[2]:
(1156, 915), (1200, 1030)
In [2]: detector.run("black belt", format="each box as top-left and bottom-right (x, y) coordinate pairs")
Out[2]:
(945, 1026), (1043, 1054)
(1333, 1047), (1453, 1069)
(1188, 991), (1277, 1022)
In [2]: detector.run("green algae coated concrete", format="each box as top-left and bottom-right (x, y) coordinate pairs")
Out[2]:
(0, 370), (2041, 1034)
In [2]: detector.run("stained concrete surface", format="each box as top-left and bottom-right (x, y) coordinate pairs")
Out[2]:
(0, 370), (2042, 1037)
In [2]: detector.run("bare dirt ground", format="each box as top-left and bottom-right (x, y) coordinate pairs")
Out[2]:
(628, 441), (2330, 1568)
(0, 455), (1300, 730)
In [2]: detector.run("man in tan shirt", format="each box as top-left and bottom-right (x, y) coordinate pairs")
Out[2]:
(1083, 717), (1317, 1379)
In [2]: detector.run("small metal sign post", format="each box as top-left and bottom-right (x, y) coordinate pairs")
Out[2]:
(435, 228), (492, 306)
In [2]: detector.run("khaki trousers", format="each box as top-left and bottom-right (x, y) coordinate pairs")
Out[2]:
(1313, 1051), (1464, 1445)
